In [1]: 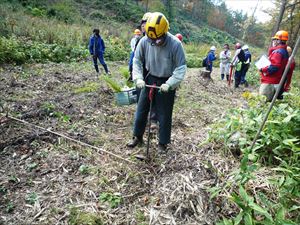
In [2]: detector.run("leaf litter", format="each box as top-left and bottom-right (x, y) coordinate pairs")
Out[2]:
(0, 63), (252, 224)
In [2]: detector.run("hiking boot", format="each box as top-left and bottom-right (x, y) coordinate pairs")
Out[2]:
(244, 81), (249, 87)
(127, 136), (143, 148)
(158, 143), (168, 154)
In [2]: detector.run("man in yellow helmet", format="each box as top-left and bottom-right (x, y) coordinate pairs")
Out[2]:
(127, 12), (187, 153)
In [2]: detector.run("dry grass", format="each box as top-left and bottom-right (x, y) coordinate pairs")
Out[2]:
(0, 63), (252, 224)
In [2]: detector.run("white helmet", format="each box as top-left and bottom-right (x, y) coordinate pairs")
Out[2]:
(210, 46), (216, 51)
(242, 45), (249, 50)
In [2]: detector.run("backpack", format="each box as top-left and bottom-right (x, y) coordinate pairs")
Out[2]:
(202, 57), (208, 67)
(237, 49), (246, 63)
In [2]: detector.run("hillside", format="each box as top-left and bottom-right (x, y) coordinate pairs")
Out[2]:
(1, 1), (300, 224)
(0, 0), (249, 66)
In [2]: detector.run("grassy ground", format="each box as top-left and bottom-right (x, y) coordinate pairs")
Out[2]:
(0, 61), (282, 224)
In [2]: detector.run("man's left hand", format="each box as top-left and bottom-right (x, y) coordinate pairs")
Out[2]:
(161, 84), (170, 92)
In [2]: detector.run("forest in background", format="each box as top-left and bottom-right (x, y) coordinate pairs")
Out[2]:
(0, 0), (299, 66)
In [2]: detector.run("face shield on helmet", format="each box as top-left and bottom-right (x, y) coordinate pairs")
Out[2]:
(145, 12), (169, 46)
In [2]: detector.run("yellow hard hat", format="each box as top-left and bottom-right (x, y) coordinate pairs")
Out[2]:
(272, 30), (289, 41)
(134, 29), (141, 35)
(145, 12), (169, 39)
(142, 12), (152, 23)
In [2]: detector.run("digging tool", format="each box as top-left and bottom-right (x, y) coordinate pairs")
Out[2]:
(135, 84), (161, 161)
(228, 65), (235, 86)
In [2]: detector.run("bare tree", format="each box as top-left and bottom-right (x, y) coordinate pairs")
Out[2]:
(272, 0), (288, 38)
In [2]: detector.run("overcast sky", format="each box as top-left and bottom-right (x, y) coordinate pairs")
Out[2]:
(224, 0), (275, 23)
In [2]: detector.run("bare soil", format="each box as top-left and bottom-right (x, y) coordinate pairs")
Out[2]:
(0, 62), (252, 225)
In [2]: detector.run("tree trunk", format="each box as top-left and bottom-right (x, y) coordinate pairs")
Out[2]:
(242, 0), (259, 40)
(290, 23), (300, 48)
(271, 0), (287, 46)
(145, 0), (149, 11)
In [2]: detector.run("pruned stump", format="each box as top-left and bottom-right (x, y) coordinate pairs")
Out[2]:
(199, 69), (213, 87)
(200, 70), (211, 79)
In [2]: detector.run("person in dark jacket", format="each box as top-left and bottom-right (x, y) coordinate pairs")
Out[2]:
(240, 45), (251, 87)
(206, 46), (217, 75)
(89, 29), (110, 75)
(231, 43), (246, 88)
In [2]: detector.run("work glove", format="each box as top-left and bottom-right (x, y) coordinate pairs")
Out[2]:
(92, 55), (97, 60)
(136, 79), (145, 89)
(160, 83), (170, 92)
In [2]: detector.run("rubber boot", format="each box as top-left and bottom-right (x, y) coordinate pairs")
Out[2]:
(221, 74), (224, 80)
(226, 75), (229, 81)
(94, 65), (99, 73)
(103, 64), (110, 74)
(234, 79), (240, 88)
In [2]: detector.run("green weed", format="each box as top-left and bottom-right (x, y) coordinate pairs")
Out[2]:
(69, 207), (103, 225)
(73, 82), (100, 94)
(26, 192), (38, 205)
(78, 165), (90, 175)
(6, 202), (15, 213)
(26, 162), (38, 171)
(99, 192), (122, 208)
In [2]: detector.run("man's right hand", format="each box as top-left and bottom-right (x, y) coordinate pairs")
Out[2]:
(136, 79), (145, 89)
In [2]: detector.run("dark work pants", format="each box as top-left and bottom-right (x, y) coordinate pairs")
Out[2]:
(234, 64), (246, 87)
(133, 75), (175, 145)
(241, 64), (249, 84)
(93, 53), (108, 73)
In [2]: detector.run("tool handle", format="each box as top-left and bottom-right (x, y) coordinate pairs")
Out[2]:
(145, 84), (161, 89)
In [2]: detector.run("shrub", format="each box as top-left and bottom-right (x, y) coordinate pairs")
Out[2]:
(208, 89), (300, 224)
(0, 36), (90, 64)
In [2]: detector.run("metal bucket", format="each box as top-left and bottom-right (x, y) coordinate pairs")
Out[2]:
(114, 88), (137, 106)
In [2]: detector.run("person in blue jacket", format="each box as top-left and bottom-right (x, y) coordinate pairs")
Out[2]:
(206, 46), (217, 76)
(89, 29), (110, 75)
